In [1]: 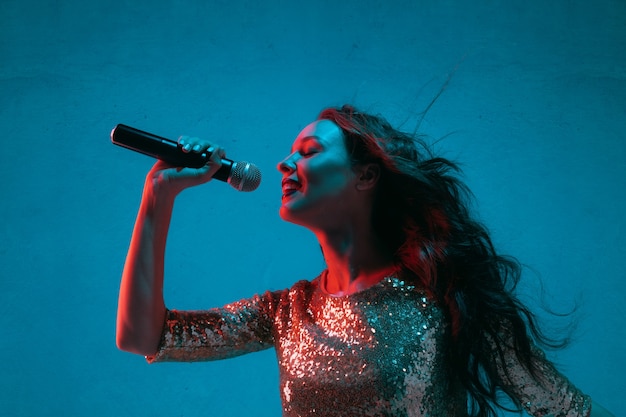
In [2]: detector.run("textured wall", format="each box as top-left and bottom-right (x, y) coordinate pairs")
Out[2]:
(1, 1), (624, 416)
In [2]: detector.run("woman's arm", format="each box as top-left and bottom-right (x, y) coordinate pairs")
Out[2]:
(115, 169), (173, 355)
(115, 138), (225, 356)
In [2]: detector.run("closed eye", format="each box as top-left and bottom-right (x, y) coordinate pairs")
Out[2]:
(299, 147), (320, 157)
(290, 136), (323, 158)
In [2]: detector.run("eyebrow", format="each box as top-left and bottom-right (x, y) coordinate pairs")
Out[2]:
(291, 135), (322, 153)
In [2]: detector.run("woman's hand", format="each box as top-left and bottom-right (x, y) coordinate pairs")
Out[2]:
(146, 136), (227, 199)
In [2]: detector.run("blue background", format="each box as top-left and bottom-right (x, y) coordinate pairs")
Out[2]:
(1, 1), (624, 416)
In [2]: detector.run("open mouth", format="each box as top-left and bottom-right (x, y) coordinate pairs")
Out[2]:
(282, 178), (301, 197)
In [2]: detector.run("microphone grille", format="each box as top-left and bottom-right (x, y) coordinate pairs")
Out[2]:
(228, 161), (262, 192)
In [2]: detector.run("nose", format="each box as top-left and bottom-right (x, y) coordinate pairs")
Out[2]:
(277, 154), (296, 174)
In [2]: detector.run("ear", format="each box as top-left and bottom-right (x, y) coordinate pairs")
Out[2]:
(355, 163), (380, 191)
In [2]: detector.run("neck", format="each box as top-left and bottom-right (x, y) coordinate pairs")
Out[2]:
(314, 225), (396, 296)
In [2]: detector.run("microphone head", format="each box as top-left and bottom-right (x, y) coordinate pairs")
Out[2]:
(228, 161), (262, 192)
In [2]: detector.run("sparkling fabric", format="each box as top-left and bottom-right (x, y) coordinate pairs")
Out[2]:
(147, 273), (591, 417)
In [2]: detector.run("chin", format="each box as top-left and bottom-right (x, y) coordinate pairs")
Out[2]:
(279, 205), (298, 224)
(279, 203), (311, 228)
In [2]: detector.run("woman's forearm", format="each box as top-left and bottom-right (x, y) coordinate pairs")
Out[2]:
(116, 181), (175, 356)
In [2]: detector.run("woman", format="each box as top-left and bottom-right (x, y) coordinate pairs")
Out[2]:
(116, 105), (613, 416)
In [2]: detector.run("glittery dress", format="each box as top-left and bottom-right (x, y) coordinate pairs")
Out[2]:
(147, 274), (591, 417)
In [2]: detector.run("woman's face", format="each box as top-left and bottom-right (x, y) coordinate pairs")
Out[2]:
(277, 119), (361, 229)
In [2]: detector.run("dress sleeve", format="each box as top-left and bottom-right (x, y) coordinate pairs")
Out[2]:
(146, 290), (283, 363)
(493, 336), (592, 417)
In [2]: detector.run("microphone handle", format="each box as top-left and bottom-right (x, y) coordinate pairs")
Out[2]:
(110, 124), (232, 182)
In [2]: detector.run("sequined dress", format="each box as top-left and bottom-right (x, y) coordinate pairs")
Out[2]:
(147, 274), (591, 417)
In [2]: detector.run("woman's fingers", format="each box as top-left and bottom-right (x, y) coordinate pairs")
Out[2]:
(177, 136), (226, 178)
(178, 136), (224, 156)
(146, 136), (227, 195)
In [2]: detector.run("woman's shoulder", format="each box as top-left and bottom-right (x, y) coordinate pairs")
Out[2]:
(262, 274), (321, 305)
(284, 276), (321, 300)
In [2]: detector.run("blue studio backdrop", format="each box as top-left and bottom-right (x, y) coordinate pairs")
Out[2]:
(1, 1), (624, 416)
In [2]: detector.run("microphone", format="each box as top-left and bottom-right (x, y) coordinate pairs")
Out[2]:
(110, 124), (261, 192)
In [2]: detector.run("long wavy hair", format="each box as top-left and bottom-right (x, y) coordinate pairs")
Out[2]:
(318, 104), (567, 417)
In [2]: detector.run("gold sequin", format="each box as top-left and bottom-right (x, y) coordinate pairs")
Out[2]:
(147, 273), (591, 417)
